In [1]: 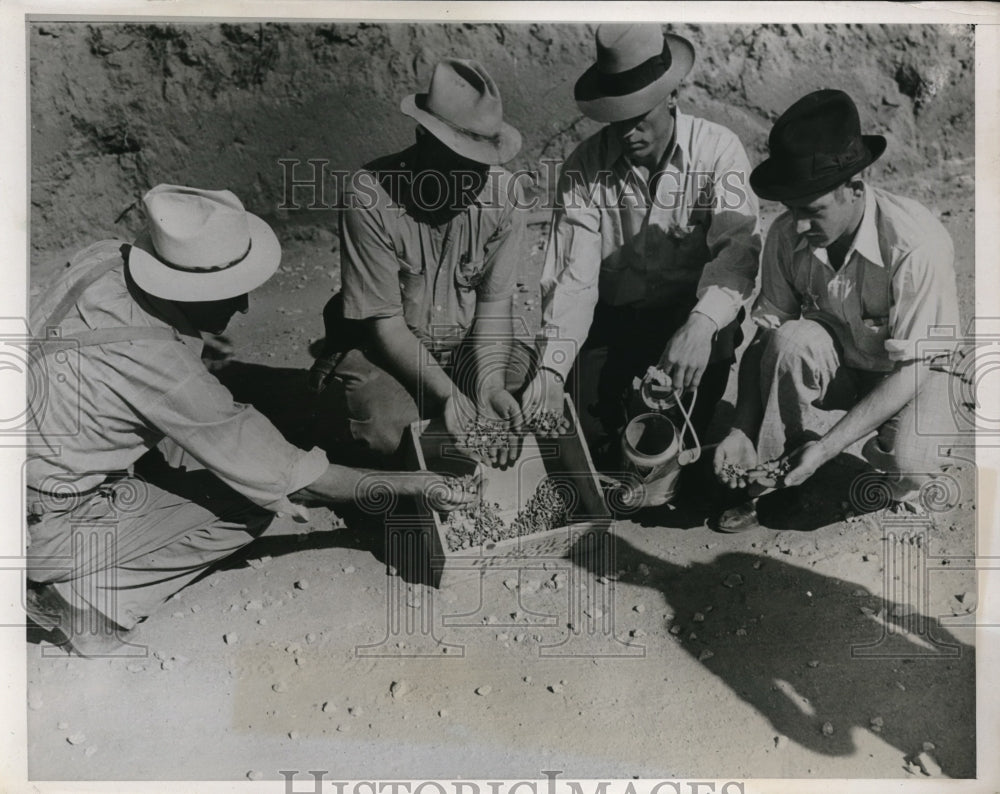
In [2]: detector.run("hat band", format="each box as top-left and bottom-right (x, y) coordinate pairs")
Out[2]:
(416, 96), (503, 145)
(784, 138), (868, 181)
(592, 39), (673, 99)
(160, 239), (253, 273)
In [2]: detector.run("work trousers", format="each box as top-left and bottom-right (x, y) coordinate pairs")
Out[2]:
(27, 464), (272, 629)
(313, 339), (535, 465)
(756, 319), (954, 500)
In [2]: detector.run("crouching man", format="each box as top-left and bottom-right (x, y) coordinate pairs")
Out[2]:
(25, 184), (475, 656)
(309, 58), (528, 468)
(713, 90), (961, 530)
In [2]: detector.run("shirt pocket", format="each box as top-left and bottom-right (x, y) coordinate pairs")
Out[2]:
(454, 254), (487, 291)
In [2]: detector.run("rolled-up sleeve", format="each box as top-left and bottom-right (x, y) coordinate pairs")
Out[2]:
(885, 233), (960, 362)
(539, 159), (603, 377)
(694, 131), (762, 329)
(751, 217), (801, 330)
(341, 177), (404, 321)
(142, 350), (329, 521)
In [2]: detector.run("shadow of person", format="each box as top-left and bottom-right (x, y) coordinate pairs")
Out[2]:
(572, 533), (976, 778)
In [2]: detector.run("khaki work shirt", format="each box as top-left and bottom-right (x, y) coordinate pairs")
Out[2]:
(752, 185), (961, 371)
(539, 110), (762, 376)
(340, 146), (525, 358)
(27, 243), (328, 520)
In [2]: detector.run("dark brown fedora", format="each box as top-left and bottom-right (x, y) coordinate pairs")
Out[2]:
(575, 24), (695, 123)
(750, 89), (886, 202)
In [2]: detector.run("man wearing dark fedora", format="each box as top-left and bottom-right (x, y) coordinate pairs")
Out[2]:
(713, 89), (960, 528)
(25, 184), (477, 656)
(310, 58), (528, 467)
(522, 24), (761, 472)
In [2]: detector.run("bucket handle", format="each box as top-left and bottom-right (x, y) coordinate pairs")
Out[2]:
(673, 387), (701, 466)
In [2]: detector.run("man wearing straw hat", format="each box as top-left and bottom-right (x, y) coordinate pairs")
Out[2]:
(25, 184), (477, 657)
(713, 89), (960, 530)
(309, 58), (528, 468)
(522, 23), (761, 469)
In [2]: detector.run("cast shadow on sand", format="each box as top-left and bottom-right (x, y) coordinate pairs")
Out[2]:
(570, 532), (976, 778)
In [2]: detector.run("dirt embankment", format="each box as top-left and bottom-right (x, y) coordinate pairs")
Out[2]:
(30, 22), (973, 256)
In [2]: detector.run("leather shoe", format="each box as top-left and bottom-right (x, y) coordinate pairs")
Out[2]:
(715, 499), (761, 533)
(26, 583), (132, 658)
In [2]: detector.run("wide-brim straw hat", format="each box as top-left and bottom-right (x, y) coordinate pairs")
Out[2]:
(400, 58), (522, 165)
(129, 184), (281, 302)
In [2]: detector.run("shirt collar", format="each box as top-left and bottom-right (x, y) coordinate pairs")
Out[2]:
(793, 183), (885, 268)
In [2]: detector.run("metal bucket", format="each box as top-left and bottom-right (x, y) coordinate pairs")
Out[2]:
(621, 388), (701, 507)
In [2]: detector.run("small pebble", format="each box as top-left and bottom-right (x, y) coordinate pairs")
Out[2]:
(688, 632), (698, 641)
(503, 578), (518, 591)
(57, 721), (69, 731)
(821, 722), (835, 736)
(322, 701), (336, 713)
(190, 605), (201, 613)
(288, 730), (299, 740)
(922, 741), (936, 752)
(629, 628), (647, 638)
(774, 735), (788, 750)
(258, 618), (267, 626)
(247, 771), (263, 781)
(633, 604), (645, 614)
(693, 612), (705, 623)
(870, 716), (884, 728)
(224, 632), (238, 645)
(735, 628), (748, 636)
(669, 625), (682, 636)
(160, 660), (174, 671)
(348, 706), (363, 716)
(475, 686), (492, 696)
(723, 573), (744, 588)
(698, 650), (714, 662)
(171, 611), (184, 619)
(915, 751), (942, 777)
(343, 566), (355, 574)
(67, 733), (86, 745)
(390, 680), (411, 699)
(84, 746), (97, 758)
(305, 632), (317, 644)
(523, 676), (532, 684)
(295, 580), (309, 590)
(28, 696), (43, 711)
(807, 660), (819, 668)
(514, 633), (526, 642)
(272, 682), (287, 693)
(438, 709), (448, 717)
(753, 560), (763, 569)
(548, 684), (564, 694)
(244, 600), (263, 611)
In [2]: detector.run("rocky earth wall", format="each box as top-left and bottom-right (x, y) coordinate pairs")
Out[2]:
(29, 22), (974, 254)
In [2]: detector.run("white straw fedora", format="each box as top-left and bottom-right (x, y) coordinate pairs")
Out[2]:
(400, 58), (522, 165)
(128, 184), (281, 302)
(575, 24), (695, 123)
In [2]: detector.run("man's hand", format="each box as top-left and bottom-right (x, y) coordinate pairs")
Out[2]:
(659, 312), (716, 392)
(713, 428), (759, 489)
(201, 333), (235, 373)
(477, 388), (524, 468)
(410, 470), (483, 513)
(520, 370), (565, 437)
(782, 439), (831, 488)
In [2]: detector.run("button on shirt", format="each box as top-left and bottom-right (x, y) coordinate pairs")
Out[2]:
(340, 147), (525, 358)
(752, 185), (960, 372)
(539, 110), (762, 376)
(27, 249), (328, 520)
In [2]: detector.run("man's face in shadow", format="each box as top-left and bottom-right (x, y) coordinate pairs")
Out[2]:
(178, 293), (250, 335)
(411, 127), (490, 217)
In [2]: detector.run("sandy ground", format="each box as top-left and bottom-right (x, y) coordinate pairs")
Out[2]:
(25, 168), (977, 782)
